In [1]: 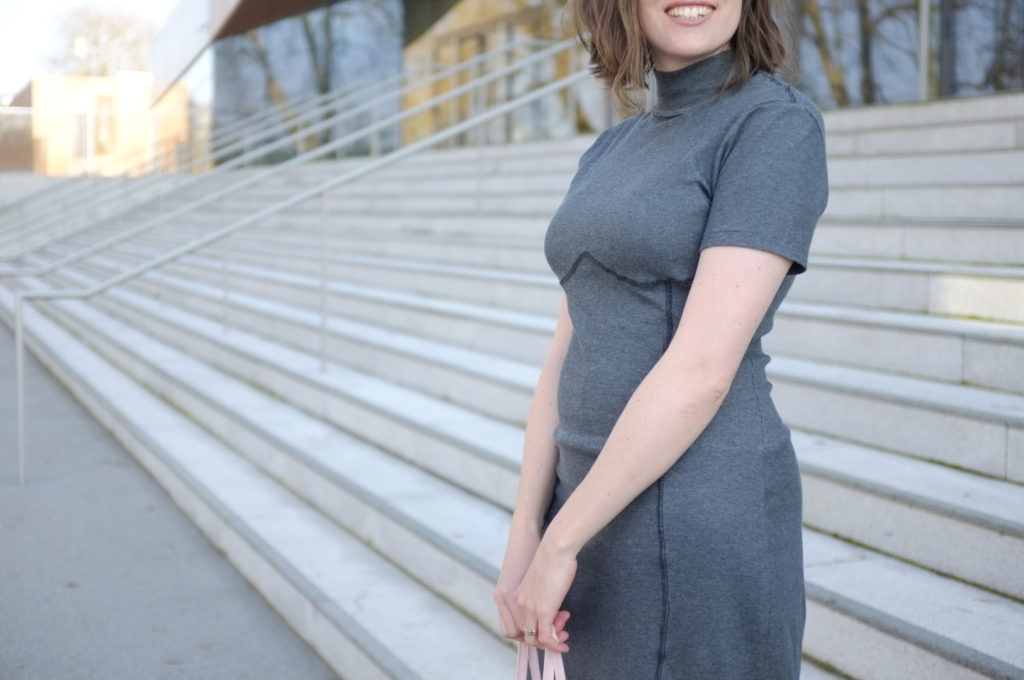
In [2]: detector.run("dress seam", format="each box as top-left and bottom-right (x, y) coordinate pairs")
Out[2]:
(656, 479), (669, 680)
(749, 357), (769, 448)
(559, 251), (690, 289)
(662, 282), (674, 351)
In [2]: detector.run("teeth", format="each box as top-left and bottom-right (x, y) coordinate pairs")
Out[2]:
(667, 5), (712, 19)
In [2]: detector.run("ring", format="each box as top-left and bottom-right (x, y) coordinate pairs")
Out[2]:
(522, 626), (537, 637)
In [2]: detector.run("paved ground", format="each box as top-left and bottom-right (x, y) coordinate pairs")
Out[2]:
(0, 325), (339, 680)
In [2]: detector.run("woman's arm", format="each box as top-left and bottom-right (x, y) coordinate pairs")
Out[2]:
(494, 294), (574, 641)
(515, 245), (794, 652)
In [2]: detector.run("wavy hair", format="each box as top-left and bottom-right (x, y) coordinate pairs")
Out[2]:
(566, 0), (790, 114)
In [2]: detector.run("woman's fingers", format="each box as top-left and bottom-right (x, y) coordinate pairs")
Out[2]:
(536, 609), (569, 653)
(552, 610), (571, 648)
(553, 609), (571, 640)
(494, 589), (524, 640)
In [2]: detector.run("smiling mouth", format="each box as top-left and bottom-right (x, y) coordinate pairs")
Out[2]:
(666, 4), (713, 20)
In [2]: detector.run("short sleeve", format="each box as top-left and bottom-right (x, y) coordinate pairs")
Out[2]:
(700, 103), (828, 274)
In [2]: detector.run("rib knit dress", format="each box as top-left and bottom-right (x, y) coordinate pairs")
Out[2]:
(542, 51), (828, 679)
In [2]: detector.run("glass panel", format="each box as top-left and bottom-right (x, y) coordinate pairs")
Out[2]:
(791, 0), (1024, 109)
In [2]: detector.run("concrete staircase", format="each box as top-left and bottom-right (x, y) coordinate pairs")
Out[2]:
(3, 91), (1023, 680)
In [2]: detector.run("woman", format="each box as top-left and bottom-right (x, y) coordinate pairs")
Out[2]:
(493, 0), (828, 678)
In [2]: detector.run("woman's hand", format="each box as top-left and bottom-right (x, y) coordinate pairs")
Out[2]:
(513, 538), (576, 653)
(494, 524), (543, 641)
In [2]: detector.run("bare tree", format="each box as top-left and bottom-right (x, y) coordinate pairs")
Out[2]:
(798, 0), (851, 106)
(855, 0), (877, 103)
(217, 0), (401, 158)
(795, 0), (928, 106)
(984, 0), (1024, 91)
(49, 6), (157, 76)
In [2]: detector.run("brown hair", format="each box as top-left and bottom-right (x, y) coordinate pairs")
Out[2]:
(566, 0), (790, 114)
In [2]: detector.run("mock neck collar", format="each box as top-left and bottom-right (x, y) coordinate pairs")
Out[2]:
(652, 50), (735, 117)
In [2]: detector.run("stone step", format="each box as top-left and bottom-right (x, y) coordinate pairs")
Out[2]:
(257, 150), (1024, 196)
(50, 265), (523, 511)
(801, 662), (848, 680)
(767, 301), (1024, 395)
(812, 218), (1024, 267)
(1, 285), (513, 680)
(74, 257), (538, 426)
(277, 142), (590, 184)
(92, 242), (1024, 428)
(64, 258), (1024, 602)
(144, 251), (556, 364)
(129, 210), (1023, 292)
(58, 244), (1024, 473)
(225, 191), (568, 219)
(825, 117), (1024, 156)
(162, 247), (1024, 397)
(59, 253), (1024, 596)
(276, 151), (1016, 198)
(54, 234), (1024, 411)
(211, 223), (1024, 323)
(209, 238), (1024, 328)
(230, 227), (551, 273)
(245, 216), (1024, 271)
(824, 184), (1024, 222)
(255, 173), (576, 200)
(164, 198), (1024, 271)
(64, 299), (1024, 680)
(31, 288), (509, 637)
(277, 211), (552, 239)
(123, 235), (1024, 333)
(796, 431), (1024, 600)
(189, 241), (562, 315)
(827, 149), (1024, 187)
(821, 92), (1024, 133)
(771, 356), (1024, 483)
(803, 530), (1024, 680)
(791, 257), (1024, 324)
(11, 282), (1024, 680)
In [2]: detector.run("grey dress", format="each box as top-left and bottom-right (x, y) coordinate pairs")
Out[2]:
(542, 51), (828, 679)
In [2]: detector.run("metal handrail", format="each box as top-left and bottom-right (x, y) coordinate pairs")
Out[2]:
(0, 39), (553, 242)
(0, 39), (551, 263)
(0, 61), (445, 246)
(0, 38), (565, 276)
(0, 68), (425, 253)
(0, 90), (333, 229)
(9, 38), (590, 484)
(0, 41), (534, 265)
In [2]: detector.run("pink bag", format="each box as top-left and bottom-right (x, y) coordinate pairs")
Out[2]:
(516, 642), (566, 680)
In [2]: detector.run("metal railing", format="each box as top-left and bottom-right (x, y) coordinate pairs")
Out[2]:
(6, 38), (591, 485)
(0, 40), (556, 249)
(0, 39), (552, 264)
(0, 39), (555, 274)
(0, 67), (419, 257)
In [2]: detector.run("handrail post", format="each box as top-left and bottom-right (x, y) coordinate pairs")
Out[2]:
(221, 196), (229, 332)
(319, 191), (328, 371)
(370, 102), (382, 157)
(918, 0), (930, 101)
(0, 48), (589, 482)
(15, 292), (26, 486)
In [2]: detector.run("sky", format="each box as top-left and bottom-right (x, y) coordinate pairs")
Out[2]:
(0, 0), (177, 97)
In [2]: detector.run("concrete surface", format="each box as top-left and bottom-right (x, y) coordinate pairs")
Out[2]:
(0, 324), (339, 680)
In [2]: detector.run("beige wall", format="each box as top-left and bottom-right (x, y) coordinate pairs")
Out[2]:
(21, 72), (189, 177)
